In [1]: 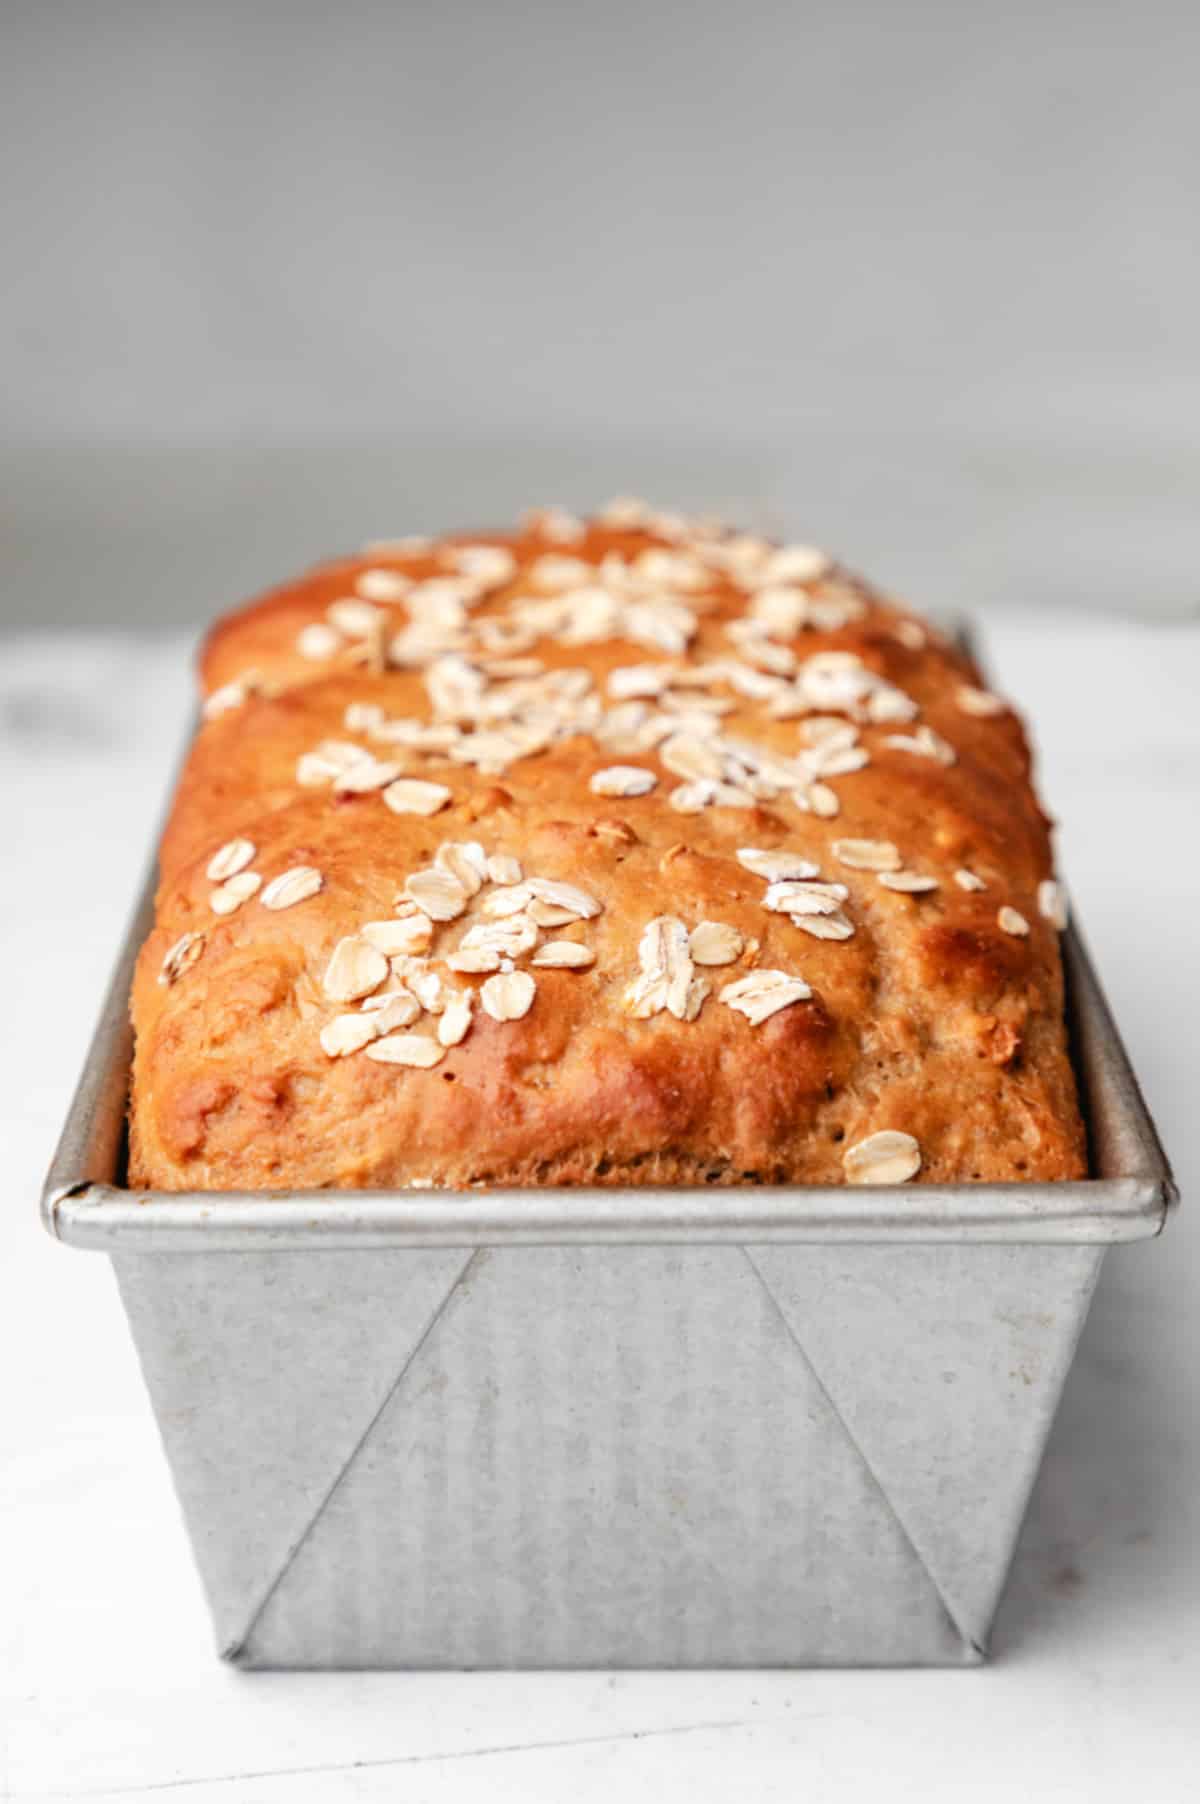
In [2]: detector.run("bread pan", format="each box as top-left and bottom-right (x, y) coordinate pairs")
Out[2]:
(42, 689), (1176, 1666)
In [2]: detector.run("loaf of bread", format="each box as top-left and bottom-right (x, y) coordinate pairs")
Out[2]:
(129, 502), (1085, 1191)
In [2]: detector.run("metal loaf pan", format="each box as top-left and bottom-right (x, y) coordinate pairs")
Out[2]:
(43, 727), (1176, 1669)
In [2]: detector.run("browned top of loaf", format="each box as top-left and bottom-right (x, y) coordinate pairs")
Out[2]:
(129, 502), (1085, 1192)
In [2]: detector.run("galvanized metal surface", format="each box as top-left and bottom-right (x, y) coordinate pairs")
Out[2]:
(39, 651), (1177, 1667)
(112, 1238), (1104, 1667)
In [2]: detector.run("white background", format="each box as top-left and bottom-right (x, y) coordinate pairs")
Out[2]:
(3, 614), (1197, 1802)
(6, 2), (1199, 453)
(4, 0), (1200, 631)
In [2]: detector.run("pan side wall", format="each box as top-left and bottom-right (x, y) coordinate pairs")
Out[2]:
(113, 1239), (1103, 1668)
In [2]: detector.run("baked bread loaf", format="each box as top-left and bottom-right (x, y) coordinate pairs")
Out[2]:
(129, 502), (1085, 1191)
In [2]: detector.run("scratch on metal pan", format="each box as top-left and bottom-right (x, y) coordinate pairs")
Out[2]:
(39, 1719), (754, 1797)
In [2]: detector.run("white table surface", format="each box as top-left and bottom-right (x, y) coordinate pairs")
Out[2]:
(2, 616), (1197, 1803)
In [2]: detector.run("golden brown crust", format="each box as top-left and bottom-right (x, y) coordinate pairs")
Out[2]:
(130, 508), (1085, 1191)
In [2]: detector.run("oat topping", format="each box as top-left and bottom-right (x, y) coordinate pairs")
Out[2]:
(1038, 879), (1068, 931)
(296, 740), (373, 787)
(334, 756), (404, 795)
(369, 716), (459, 753)
(607, 664), (669, 701)
(720, 969), (812, 1023)
(527, 897), (581, 927)
(203, 673), (260, 719)
(450, 916), (539, 969)
(737, 848), (820, 881)
(208, 869), (262, 915)
(297, 622), (343, 660)
(404, 867), (469, 922)
(531, 940), (596, 968)
(322, 935), (389, 1002)
(954, 868), (986, 892)
(159, 929), (205, 985)
(435, 841), (489, 894)
(803, 739), (871, 779)
(806, 782), (841, 818)
(680, 976), (711, 1021)
(382, 778), (453, 816)
(832, 838), (901, 872)
(525, 878), (602, 919)
(599, 495), (651, 527)
(358, 985), (401, 1012)
(206, 838), (256, 882)
(522, 505), (585, 543)
(631, 547), (712, 590)
(668, 780), (716, 814)
(441, 944), (491, 975)
(371, 990), (423, 1032)
(473, 917), (539, 960)
(624, 915), (698, 1020)
(787, 650), (916, 724)
(528, 554), (595, 592)
(453, 545), (518, 589)
(843, 1129), (922, 1185)
(802, 718), (861, 748)
(271, 560), (922, 821)
(688, 921), (744, 966)
(437, 990), (474, 1044)
(810, 587), (869, 631)
(760, 544), (831, 585)
(481, 969), (537, 1021)
(764, 879), (849, 916)
(479, 883), (535, 919)
(325, 602), (381, 643)
(997, 905), (1031, 937)
(486, 853), (523, 885)
(320, 1014), (381, 1058)
(747, 585), (813, 638)
(407, 968), (445, 1013)
(355, 567), (412, 602)
(789, 912), (855, 940)
(260, 865), (324, 910)
(956, 685), (1007, 718)
(590, 765), (658, 797)
(877, 870), (939, 894)
(361, 917), (435, 956)
(883, 726), (957, 765)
